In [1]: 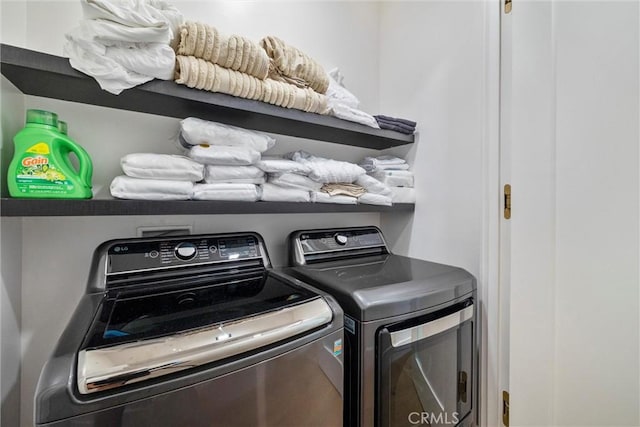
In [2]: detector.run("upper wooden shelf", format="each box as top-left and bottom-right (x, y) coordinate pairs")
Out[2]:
(0, 44), (414, 150)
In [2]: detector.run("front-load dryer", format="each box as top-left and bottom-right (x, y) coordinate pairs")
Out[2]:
(282, 226), (477, 427)
(35, 232), (344, 427)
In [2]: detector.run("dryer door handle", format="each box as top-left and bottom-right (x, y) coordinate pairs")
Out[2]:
(389, 304), (474, 348)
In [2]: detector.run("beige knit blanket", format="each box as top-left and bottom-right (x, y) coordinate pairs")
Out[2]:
(177, 21), (270, 80)
(260, 36), (329, 94)
(175, 55), (328, 114)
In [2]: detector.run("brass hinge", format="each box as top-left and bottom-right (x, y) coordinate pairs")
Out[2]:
(504, 184), (511, 219)
(502, 390), (510, 426)
(505, 0), (512, 14)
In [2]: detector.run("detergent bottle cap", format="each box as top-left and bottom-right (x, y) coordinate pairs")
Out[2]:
(26, 109), (58, 128)
(58, 121), (68, 135)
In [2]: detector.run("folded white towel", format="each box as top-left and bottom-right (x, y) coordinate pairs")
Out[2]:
(204, 165), (264, 182)
(189, 145), (261, 166)
(180, 117), (275, 153)
(192, 183), (260, 201)
(374, 163), (410, 171)
(359, 155), (407, 172)
(358, 192), (392, 206)
(121, 153), (204, 181)
(205, 177), (265, 185)
(311, 192), (357, 204)
(361, 155), (406, 165)
(269, 173), (323, 191)
(329, 103), (379, 129)
(260, 183), (310, 202)
(370, 170), (414, 188)
(110, 175), (193, 200)
(355, 174), (392, 197)
(391, 187), (416, 204)
(256, 157), (311, 175)
(287, 151), (365, 184)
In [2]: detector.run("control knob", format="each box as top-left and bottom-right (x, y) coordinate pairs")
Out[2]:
(174, 242), (198, 261)
(334, 234), (348, 246)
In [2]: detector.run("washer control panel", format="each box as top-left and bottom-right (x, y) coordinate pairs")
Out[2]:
(108, 235), (261, 274)
(298, 228), (386, 254)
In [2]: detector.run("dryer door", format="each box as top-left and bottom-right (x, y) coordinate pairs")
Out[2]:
(377, 300), (474, 427)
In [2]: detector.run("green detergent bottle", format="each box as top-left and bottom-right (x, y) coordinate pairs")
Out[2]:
(8, 110), (93, 198)
(57, 120), (94, 194)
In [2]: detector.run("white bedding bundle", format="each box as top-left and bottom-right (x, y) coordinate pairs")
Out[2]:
(288, 151), (366, 184)
(189, 145), (261, 166)
(179, 118), (275, 153)
(121, 153), (204, 181)
(111, 153), (202, 200)
(192, 183), (260, 201)
(65, 0), (184, 94)
(358, 192), (392, 206)
(256, 157), (311, 175)
(268, 173), (322, 192)
(355, 174), (392, 197)
(359, 155), (409, 172)
(204, 165), (265, 184)
(370, 170), (414, 188)
(391, 187), (416, 204)
(311, 192), (357, 204)
(110, 175), (193, 200)
(260, 183), (310, 202)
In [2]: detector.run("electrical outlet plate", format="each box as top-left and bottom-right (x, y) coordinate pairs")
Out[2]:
(137, 225), (193, 238)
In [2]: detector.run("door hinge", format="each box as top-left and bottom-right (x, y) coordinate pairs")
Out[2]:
(502, 390), (510, 426)
(505, 0), (512, 14)
(504, 184), (511, 219)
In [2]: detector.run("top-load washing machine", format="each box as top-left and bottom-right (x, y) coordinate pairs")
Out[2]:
(35, 232), (344, 427)
(283, 226), (477, 427)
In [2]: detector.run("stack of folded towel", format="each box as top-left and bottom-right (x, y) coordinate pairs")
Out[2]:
(110, 117), (275, 201)
(255, 151), (367, 204)
(360, 155), (416, 204)
(373, 115), (417, 135)
(174, 22), (329, 114)
(65, 0), (184, 94)
(179, 117), (274, 201)
(110, 153), (203, 200)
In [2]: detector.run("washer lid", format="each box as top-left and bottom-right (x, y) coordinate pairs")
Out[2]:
(287, 254), (475, 321)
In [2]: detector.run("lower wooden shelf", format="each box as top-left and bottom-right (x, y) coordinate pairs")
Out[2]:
(0, 198), (415, 217)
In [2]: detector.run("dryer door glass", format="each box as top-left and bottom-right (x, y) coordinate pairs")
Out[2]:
(377, 300), (474, 427)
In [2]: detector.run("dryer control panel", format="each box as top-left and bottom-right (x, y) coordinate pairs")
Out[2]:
(107, 234), (262, 274)
(291, 227), (389, 265)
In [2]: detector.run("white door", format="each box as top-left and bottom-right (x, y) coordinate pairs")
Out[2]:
(502, 1), (639, 426)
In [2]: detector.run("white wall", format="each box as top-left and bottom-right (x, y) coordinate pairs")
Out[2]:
(509, 1), (640, 426)
(552, 1), (639, 425)
(377, 1), (485, 280)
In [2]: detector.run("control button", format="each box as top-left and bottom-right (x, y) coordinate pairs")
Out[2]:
(335, 234), (348, 245)
(174, 242), (198, 261)
(209, 245), (218, 254)
(149, 250), (159, 258)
